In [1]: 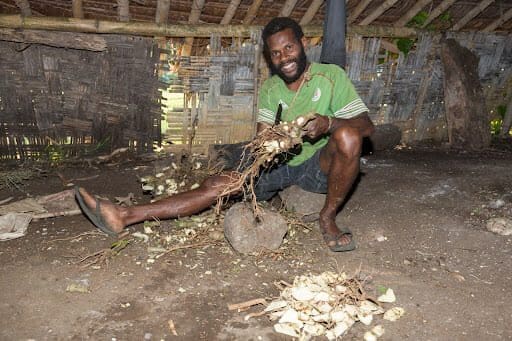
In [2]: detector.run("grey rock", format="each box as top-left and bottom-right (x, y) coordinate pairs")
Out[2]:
(279, 185), (326, 222)
(224, 202), (288, 254)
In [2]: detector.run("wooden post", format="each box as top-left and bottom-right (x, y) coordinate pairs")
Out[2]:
(300, 0), (324, 25)
(279, 0), (299, 17)
(14, 0), (31, 16)
(155, 0), (170, 24)
(483, 8), (512, 32)
(72, 0), (84, 19)
(359, 0), (400, 25)
(118, 0), (130, 22)
(452, 0), (495, 31)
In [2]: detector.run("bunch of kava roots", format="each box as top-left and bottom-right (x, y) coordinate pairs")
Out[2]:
(217, 113), (316, 211)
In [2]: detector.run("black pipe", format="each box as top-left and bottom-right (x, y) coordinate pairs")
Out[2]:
(320, 0), (346, 68)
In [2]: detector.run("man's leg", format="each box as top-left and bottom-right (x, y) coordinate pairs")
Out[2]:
(76, 171), (239, 233)
(318, 126), (363, 249)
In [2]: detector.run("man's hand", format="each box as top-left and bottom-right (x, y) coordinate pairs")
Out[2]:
(302, 114), (331, 139)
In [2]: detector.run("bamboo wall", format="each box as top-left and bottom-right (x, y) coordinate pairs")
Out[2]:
(0, 34), (160, 160)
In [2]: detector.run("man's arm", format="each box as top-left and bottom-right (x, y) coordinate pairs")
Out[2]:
(303, 113), (375, 139)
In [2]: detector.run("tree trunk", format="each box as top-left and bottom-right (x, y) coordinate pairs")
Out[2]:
(440, 38), (491, 149)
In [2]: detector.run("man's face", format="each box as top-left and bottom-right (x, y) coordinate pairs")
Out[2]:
(266, 28), (307, 84)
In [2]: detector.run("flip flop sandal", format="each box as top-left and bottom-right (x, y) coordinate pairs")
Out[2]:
(75, 187), (118, 236)
(321, 226), (356, 252)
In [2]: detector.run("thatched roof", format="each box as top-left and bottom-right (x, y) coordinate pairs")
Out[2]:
(1, 0), (511, 33)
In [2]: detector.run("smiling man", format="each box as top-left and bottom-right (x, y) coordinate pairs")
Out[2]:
(75, 17), (374, 252)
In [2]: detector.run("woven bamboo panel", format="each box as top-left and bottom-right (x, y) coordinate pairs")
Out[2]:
(0, 34), (161, 160)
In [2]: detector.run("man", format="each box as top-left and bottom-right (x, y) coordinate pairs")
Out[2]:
(76, 17), (374, 252)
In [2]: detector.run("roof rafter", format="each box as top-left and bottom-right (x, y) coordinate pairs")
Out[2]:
(14, 0), (31, 16)
(394, 0), (431, 27)
(118, 0), (130, 22)
(300, 0), (323, 25)
(182, 0), (205, 56)
(359, 0), (400, 26)
(220, 0), (241, 24)
(243, 0), (264, 25)
(72, 0), (84, 19)
(348, 0), (371, 24)
(155, 0), (170, 24)
(452, 0), (495, 31)
(421, 0), (457, 28)
(279, 0), (299, 17)
(483, 7), (512, 32)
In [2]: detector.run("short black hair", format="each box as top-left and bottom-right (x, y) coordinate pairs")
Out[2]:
(262, 17), (304, 63)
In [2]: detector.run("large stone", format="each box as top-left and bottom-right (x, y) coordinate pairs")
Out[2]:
(224, 202), (288, 254)
(369, 124), (402, 151)
(279, 185), (326, 222)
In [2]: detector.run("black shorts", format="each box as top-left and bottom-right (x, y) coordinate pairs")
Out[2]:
(253, 149), (328, 201)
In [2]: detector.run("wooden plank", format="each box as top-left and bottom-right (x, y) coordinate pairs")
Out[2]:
(483, 7), (512, 32)
(0, 28), (107, 51)
(72, 0), (84, 19)
(393, 0), (431, 27)
(421, 0), (457, 28)
(155, 0), (170, 24)
(359, 0), (400, 25)
(300, 0), (323, 25)
(452, 0), (495, 31)
(0, 15), (418, 38)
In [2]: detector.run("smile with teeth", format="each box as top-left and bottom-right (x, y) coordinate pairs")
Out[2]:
(280, 61), (297, 73)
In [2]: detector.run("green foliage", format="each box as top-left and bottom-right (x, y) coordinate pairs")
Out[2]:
(407, 11), (429, 28)
(490, 104), (507, 135)
(396, 38), (415, 56)
(439, 12), (452, 22)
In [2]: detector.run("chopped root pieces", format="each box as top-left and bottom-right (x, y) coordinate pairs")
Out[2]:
(216, 113), (317, 214)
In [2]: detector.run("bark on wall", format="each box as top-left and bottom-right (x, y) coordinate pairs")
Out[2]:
(440, 38), (491, 149)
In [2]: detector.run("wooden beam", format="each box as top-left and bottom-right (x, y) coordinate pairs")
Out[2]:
(483, 7), (512, 32)
(243, 0), (264, 24)
(394, 0), (431, 27)
(452, 0), (495, 31)
(421, 0), (456, 28)
(279, 0), (299, 17)
(300, 0), (323, 25)
(182, 0), (205, 56)
(155, 0), (170, 24)
(72, 0), (84, 19)
(221, 0), (241, 25)
(14, 0), (31, 16)
(348, 0), (371, 23)
(0, 27), (107, 51)
(118, 0), (130, 22)
(0, 15), (418, 38)
(359, 0), (400, 25)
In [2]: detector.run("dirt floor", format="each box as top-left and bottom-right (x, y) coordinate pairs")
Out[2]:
(1, 142), (512, 340)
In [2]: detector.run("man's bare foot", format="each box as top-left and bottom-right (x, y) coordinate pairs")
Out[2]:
(319, 215), (356, 252)
(75, 187), (126, 234)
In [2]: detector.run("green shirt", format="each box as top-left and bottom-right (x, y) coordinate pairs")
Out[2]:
(257, 62), (368, 166)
